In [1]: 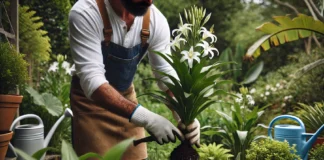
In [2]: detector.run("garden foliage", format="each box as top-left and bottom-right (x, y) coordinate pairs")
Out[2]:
(0, 42), (28, 94)
(246, 138), (301, 160)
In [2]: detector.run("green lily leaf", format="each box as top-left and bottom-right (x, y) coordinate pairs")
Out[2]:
(61, 140), (79, 160)
(102, 138), (134, 160)
(32, 147), (55, 159)
(14, 148), (36, 160)
(79, 153), (102, 160)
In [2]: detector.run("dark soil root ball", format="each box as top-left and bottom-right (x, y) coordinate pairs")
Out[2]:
(170, 141), (199, 160)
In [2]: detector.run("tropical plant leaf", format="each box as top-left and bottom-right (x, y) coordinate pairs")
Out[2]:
(61, 139), (79, 160)
(41, 93), (63, 116)
(102, 138), (134, 160)
(245, 14), (324, 58)
(241, 61), (264, 84)
(26, 86), (45, 106)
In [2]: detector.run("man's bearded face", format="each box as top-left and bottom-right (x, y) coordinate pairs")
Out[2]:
(120, 0), (152, 16)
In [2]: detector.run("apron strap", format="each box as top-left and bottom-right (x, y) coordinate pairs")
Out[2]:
(141, 9), (150, 47)
(96, 0), (112, 46)
(96, 0), (150, 47)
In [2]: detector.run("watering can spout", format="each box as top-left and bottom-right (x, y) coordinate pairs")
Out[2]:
(44, 108), (73, 147)
(301, 124), (324, 159)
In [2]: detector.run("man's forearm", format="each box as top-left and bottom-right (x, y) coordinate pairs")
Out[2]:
(91, 82), (137, 119)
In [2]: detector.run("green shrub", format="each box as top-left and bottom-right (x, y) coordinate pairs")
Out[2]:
(246, 138), (301, 160)
(0, 42), (28, 94)
(197, 143), (233, 160)
(250, 49), (324, 109)
(309, 144), (324, 160)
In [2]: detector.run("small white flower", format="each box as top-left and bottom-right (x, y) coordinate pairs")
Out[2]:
(288, 95), (293, 99)
(235, 93), (243, 103)
(284, 96), (289, 100)
(249, 100), (255, 106)
(250, 88), (256, 94)
(265, 91), (270, 96)
(180, 46), (200, 68)
(48, 62), (58, 72)
(196, 41), (219, 59)
(172, 23), (192, 36)
(276, 83), (280, 88)
(260, 93), (264, 97)
(169, 35), (186, 51)
(271, 87), (277, 92)
(64, 104), (68, 107)
(65, 67), (72, 75)
(265, 85), (271, 90)
(62, 61), (71, 70)
(246, 95), (255, 105)
(282, 103), (286, 107)
(200, 27), (217, 43)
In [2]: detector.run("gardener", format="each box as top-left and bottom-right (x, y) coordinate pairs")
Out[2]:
(68, 0), (200, 159)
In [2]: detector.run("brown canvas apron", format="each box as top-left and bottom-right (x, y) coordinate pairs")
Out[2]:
(71, 77), (147, 160)
(70, 0), (151, 159)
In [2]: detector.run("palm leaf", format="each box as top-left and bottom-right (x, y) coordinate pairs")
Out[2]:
(245, 14), (324, 59)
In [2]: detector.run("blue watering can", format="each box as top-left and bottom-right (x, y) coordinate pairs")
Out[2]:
(268, 115), (324, 160)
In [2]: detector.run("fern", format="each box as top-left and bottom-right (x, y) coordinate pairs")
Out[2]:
(197, 143), (233, 160)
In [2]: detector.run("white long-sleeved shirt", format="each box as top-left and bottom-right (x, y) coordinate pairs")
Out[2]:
(69, 0), (176, 99)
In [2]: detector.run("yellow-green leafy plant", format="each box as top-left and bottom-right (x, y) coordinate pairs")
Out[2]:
(0, 42), (29, 94)
(197, 143), (233, 160)
(142, 6), (233, 159)
(246, 138), (301, 160)
(309, 144), (324, 160)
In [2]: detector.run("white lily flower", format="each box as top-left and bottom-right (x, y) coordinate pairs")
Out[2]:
(48, 62), (58, 72)
(200, 27), (217, 43)
(196, 41), (219, 59)
(172, 23), (192, 36)
(62, 61), (71, 70)
(180, 46), (200, 68)
(169, 35), (186, 51)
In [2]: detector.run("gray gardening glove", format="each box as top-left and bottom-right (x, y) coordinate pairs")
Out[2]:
(130, 105), (185, 145)
(172, 111), (201, 147)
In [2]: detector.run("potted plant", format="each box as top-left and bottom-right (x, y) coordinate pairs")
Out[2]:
(297, 102), (324, 146)
(197, 143), (233, 160)
(309, 144), (324, 160)
(0, 42), (28, 159)
(142, 6), (232, 160)
(246, 138), (301, 160)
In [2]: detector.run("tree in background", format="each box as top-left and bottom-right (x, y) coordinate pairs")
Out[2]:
(19, 6), (51, 86)
(20, 0), (73, 58)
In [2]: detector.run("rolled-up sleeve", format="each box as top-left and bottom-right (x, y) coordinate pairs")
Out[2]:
(148, 11), (178, 91)
(69, 10), (107, 99)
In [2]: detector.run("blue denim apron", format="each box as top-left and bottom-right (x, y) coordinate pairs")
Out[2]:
(102, 42), (147, 91)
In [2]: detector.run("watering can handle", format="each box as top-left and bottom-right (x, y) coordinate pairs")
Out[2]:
(9, 114), (43, 131)
(268, 115), (305, 139)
